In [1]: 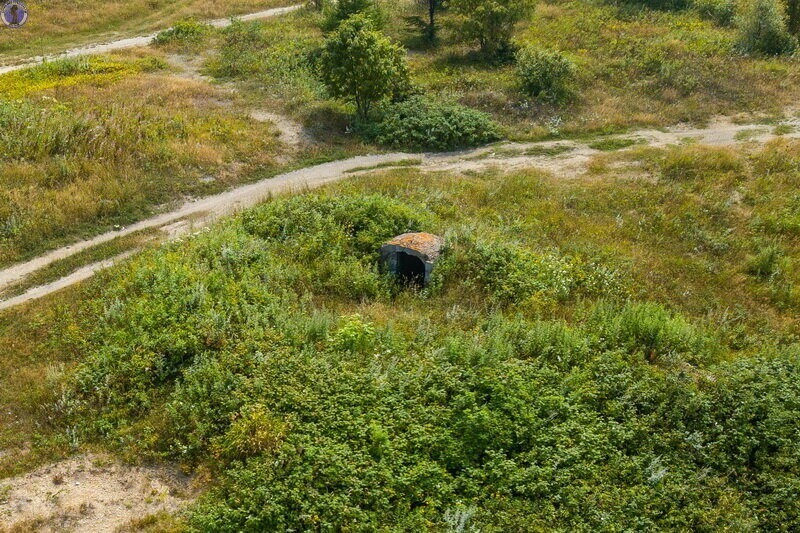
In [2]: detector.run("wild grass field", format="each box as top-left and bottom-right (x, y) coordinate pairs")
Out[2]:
(1, 138), (798, 529)
(2, 0), (800, 269)
(205, 0), (800, 141)
(3, 0), (800, 529)
(0, 50), (365, 267)
(0, 0), (294, 62)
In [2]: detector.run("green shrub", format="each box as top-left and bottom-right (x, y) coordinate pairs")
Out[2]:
(210, 20), (270, 77)
(451, 0), (535, 57)
(736, 0), (797, 56)
(693, 0), (736, 25)
(515, 46), (577, 102)
(435, 240), (623, 306)
(365, 96), (501, 151)
(610, 0), (691, 10)
(588, 301), (717, 364)
(321, 0), (385, 31)
(746, 243), (783, 279)
(207, 19), (322, 106)
(153, 18), (212, 45)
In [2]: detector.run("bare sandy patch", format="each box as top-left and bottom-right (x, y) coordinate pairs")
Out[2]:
(0, 454), (192, 533)
(249, 110), (311, 148)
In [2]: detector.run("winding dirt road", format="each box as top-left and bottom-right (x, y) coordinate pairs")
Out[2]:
(0, 115), (798, 311)
(0, 4), (303, 75)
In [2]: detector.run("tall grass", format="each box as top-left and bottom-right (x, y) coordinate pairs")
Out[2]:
(0, 59), (282, 265)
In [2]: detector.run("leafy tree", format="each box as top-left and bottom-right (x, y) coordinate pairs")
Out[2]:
(451, 0), (535, 57)
(736, 0), (797, 56)
(407, 0), (445, 42)
(318, 15), (410, 121)
(786, 0), (800, 34)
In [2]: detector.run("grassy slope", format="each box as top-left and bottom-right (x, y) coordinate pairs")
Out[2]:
(406, 0), (800, 137)
(0, 51), (323, 267)
(1, 140), (798, 529)
(0, 0), (295, 62)
(2, 0), (800, 268)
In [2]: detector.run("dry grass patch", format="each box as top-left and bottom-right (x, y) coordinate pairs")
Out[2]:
(0, 56), (284, 266)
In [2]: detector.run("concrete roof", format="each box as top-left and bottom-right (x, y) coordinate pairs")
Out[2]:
(382, 233), (444, 262)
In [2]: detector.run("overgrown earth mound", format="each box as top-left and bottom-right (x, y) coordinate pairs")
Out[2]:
(45, 167), (800, 529)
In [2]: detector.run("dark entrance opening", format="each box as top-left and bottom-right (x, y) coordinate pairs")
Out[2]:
(397, 252), (426, 286)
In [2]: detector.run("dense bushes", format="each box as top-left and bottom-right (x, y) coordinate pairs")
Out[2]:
(693, 0), (736, 25)
(52, 186), (800, 530)
(515, 46), (576, 102)
(152, 18), (211, 45)
(433, 239), (623, 307)
(321, 0), (384, 31)
(364, 96), (501, 150)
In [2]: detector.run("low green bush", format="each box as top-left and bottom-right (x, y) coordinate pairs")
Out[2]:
(588, 301), (718, 364)
(153, 18), (212, 45)
(609, 0), (691, 10)
(321, 0), (385, 32)
(693, 0), (736, 25)
(514, 46), (576, 102)
(432, 240), (624, 307)
(746, 242), (784, 279)
(365, 96), (501, 151)
(210, 20), (270, 77)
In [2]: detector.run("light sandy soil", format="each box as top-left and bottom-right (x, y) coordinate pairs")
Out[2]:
(1, 115), (799, 311)
(0, 454), (192, 533)
(0, 5), (304, 75)
(249, 110), (310, 148)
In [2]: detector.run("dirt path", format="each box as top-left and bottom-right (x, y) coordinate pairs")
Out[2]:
(0, 4), (304, 75)
(0, 454), (192, 532)
(0, 116), (798, 310)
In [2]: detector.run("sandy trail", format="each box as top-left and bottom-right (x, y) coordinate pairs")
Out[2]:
(0, 4), (304, 75)
(0, 116), (798, 310)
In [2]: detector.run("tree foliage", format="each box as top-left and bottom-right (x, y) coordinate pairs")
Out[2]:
(321, 0), (384, 32)
(736, 0), (797, 56)
(451, 0), (535, 57)
(318, 15), (410, 120)
(786, 0), (800, 34)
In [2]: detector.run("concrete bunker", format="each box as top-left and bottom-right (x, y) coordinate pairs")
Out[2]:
(380, 232), (444, 286)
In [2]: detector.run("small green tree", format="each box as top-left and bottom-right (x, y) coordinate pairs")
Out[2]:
(451, 0), (535, 57)
(786, 0), (800, 34)
(407, 0), (445, 42)
(318, 15), (410, 121)
(736, 0), (797, 55)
